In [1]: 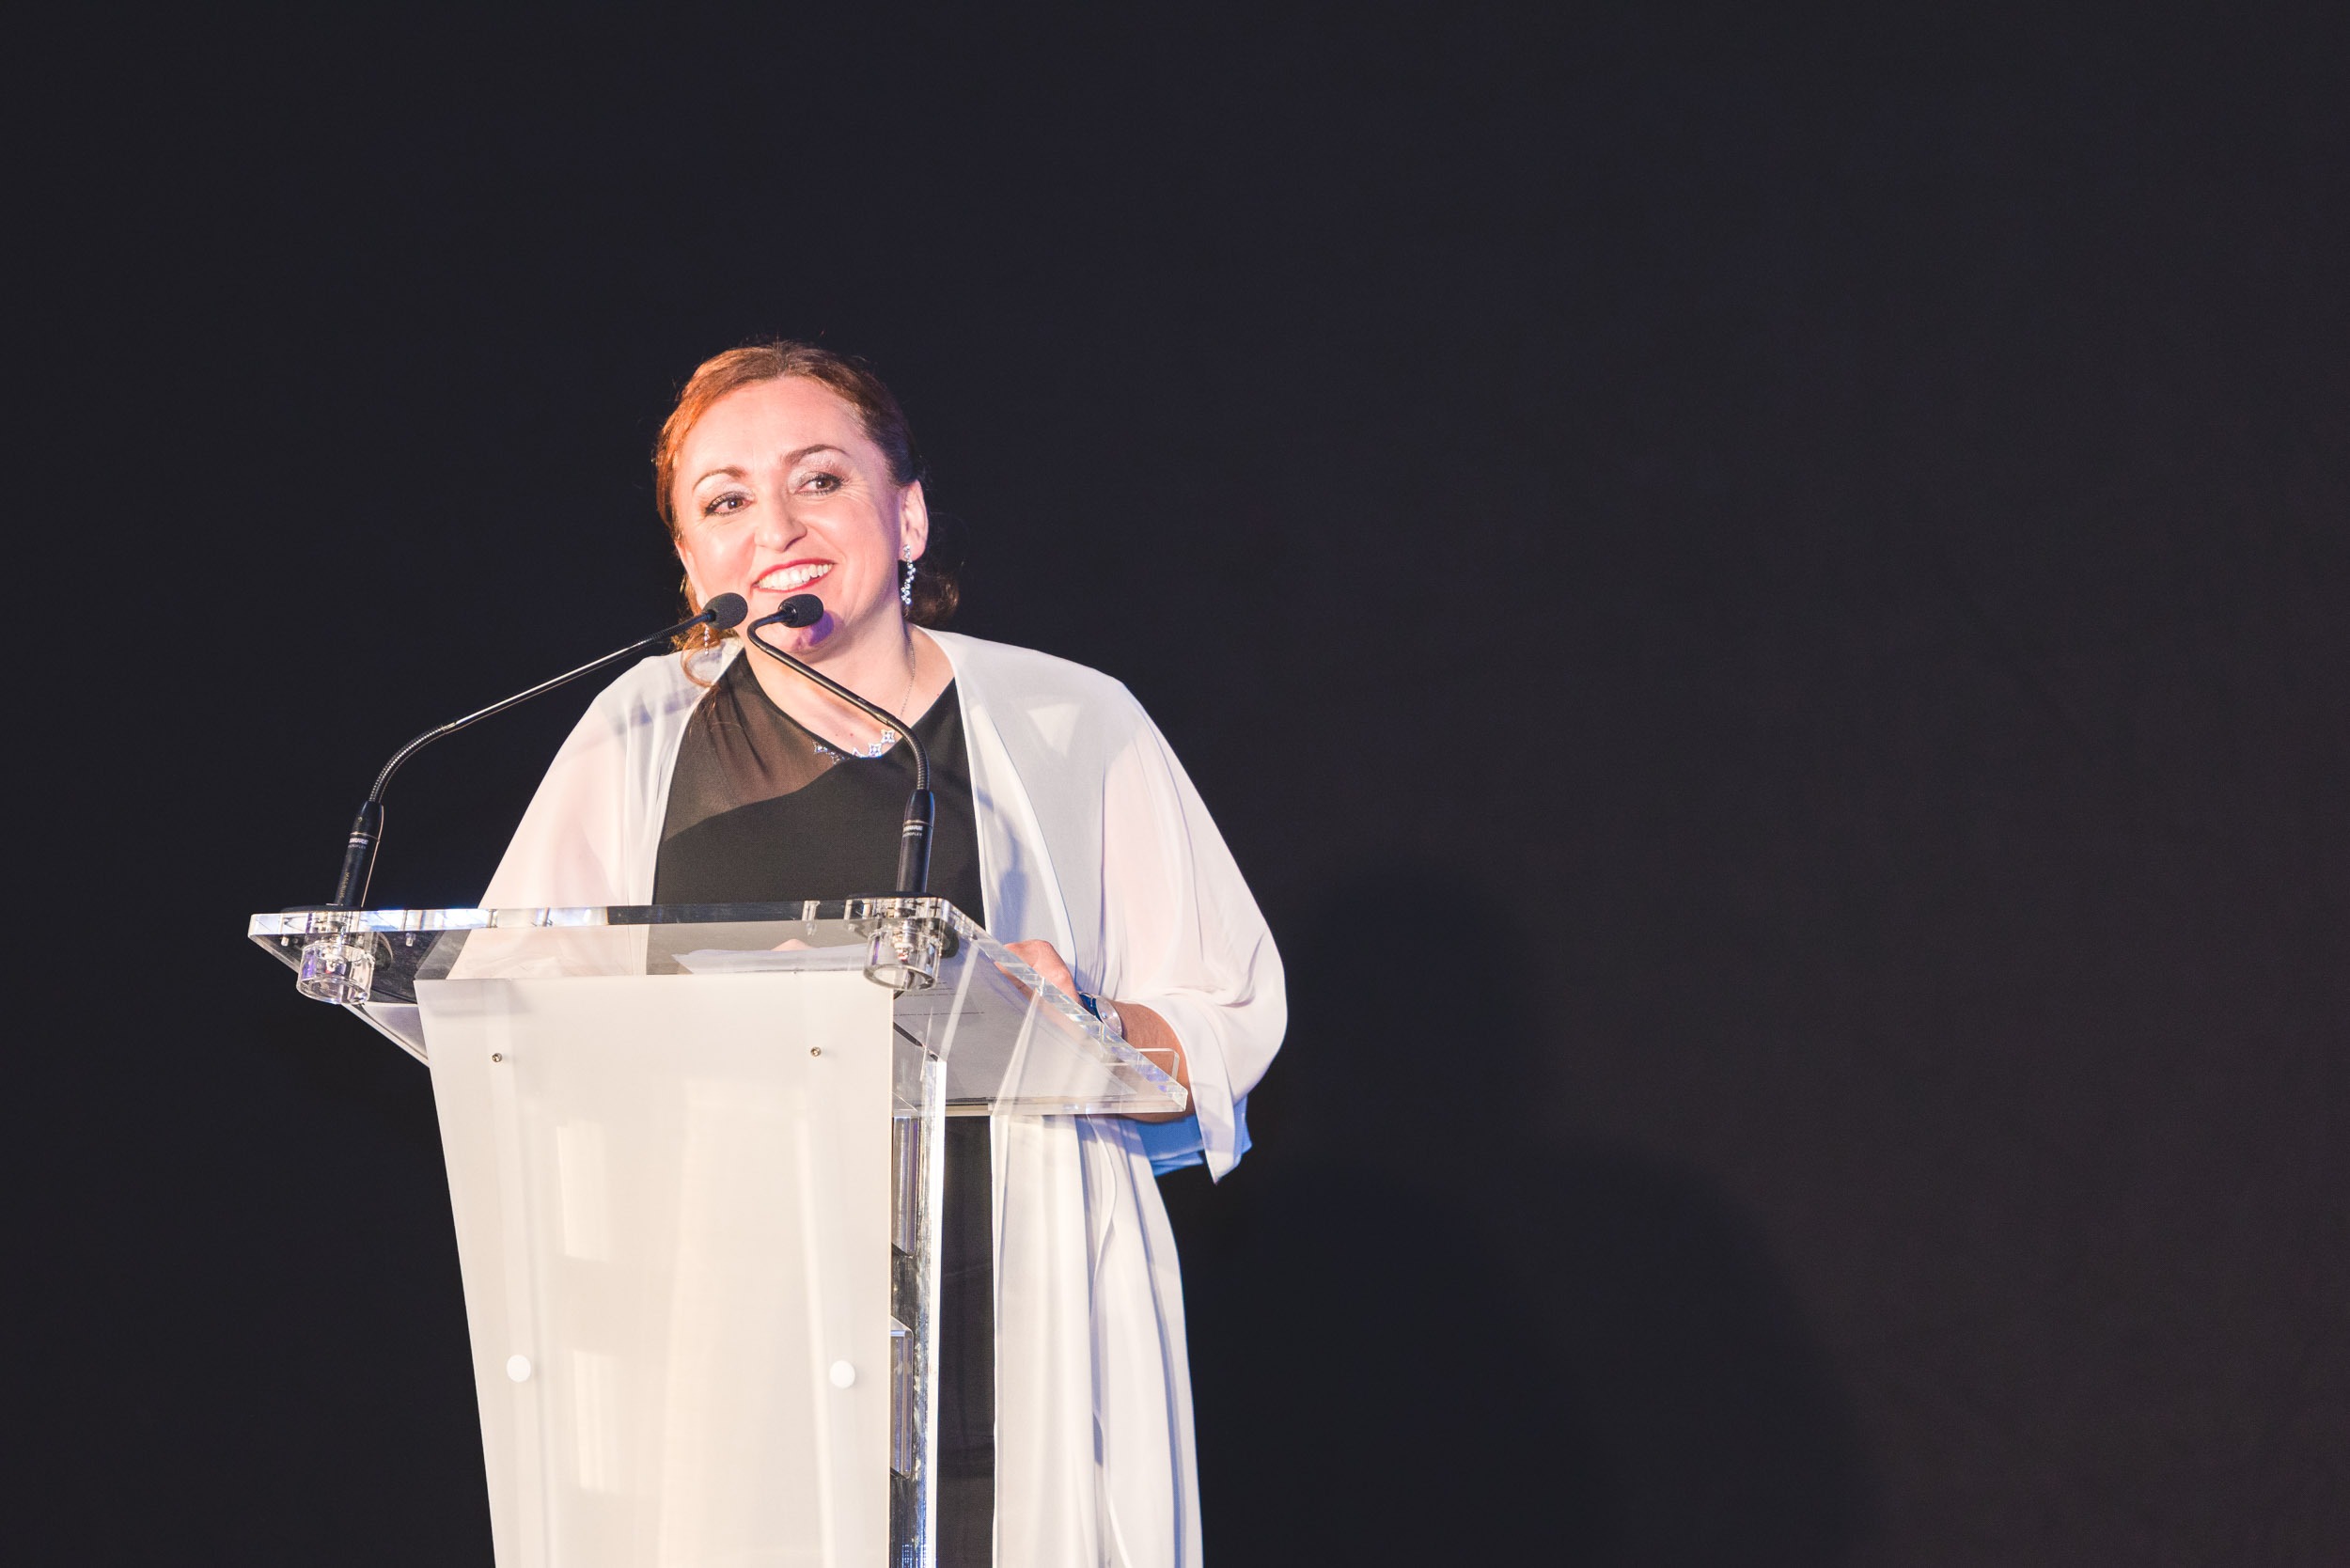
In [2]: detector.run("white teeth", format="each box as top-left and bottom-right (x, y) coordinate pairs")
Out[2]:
(758, 562), (833, 591)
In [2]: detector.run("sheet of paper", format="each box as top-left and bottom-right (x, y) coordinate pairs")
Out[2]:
(670, 946), (869, 976)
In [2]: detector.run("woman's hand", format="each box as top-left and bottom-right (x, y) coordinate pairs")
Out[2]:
(1002, 940), (1192, 1122)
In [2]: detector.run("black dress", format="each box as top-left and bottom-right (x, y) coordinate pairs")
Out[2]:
(654, 654), (995, 1565)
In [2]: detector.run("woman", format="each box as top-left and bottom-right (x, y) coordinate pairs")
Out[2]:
(482, 342), (1285, 1567)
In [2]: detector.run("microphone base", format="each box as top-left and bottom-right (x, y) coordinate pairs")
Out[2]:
(296, 916), (381, 1006)
(864, 900), (944, 994)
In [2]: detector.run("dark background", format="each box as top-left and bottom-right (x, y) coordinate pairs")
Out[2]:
(18, 8), (2347, 1563)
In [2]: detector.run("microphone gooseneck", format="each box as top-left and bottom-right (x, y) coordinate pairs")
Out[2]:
(324, 593), (748, 909)
(746, 594), (934, 897)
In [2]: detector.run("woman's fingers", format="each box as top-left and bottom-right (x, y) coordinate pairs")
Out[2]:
(1003, 938), (1077, 997)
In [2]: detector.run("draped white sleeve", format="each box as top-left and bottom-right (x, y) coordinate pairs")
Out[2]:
(478, 630), (1285, 1568)
(479, 644), (717, 908)
(939, 633), (1285, 1182)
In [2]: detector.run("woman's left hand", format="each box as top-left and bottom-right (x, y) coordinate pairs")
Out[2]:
(1003, 939), (1192, 1121)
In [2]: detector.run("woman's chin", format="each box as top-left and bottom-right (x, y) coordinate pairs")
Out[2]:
(747, 611), (844, 659)
(760, 596), (896, 655)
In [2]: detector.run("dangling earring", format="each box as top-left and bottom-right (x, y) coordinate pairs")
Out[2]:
(900, 554), (916, 611)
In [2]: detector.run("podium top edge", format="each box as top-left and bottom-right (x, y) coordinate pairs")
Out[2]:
(248, 898), (979, 938)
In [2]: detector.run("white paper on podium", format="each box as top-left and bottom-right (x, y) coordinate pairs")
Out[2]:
(670, 946), (868, 975)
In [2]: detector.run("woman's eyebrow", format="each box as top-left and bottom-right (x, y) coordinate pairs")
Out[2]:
(692, 445), (847, 490)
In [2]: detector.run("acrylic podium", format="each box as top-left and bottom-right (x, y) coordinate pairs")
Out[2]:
(247, 897), (1184, 1568)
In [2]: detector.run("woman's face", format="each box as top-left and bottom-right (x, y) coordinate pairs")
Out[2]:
(671, 376), (927, 654)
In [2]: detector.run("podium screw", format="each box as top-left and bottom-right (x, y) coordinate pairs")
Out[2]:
(810, 1047), (822, 1058)
(492, 1053), (504, 1063)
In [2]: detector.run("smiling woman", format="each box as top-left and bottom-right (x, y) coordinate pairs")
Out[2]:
(656, 344), (961, 636)
(478, 340), (1287, 1568)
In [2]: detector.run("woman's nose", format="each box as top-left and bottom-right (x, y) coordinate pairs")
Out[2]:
(754, 504), (807, 551)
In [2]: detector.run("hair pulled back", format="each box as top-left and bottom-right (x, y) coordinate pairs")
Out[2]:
(655, 341), (963, 643)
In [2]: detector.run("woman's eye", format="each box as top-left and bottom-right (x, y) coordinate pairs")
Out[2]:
(799, 471), (843, 494)
(702, 492), (749, 516)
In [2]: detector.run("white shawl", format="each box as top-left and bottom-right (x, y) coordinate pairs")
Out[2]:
(481, 630), (1286, 1567)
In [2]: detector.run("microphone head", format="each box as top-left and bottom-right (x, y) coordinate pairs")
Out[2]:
(702, 592), (748, 630)
(777, 593), (825, 629)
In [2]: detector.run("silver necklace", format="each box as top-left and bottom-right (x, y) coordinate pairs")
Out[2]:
(815, 653), (918, 760)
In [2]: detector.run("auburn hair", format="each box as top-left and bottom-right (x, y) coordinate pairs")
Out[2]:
(655, 341), (963, 646)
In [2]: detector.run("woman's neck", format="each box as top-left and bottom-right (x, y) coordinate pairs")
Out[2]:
(744, 616), (950, 744)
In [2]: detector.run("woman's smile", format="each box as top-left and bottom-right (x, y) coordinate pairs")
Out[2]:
(754, 559), (834, 594)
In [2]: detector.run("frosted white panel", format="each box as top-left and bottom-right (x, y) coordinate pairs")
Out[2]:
(419, 971), (896, 1568)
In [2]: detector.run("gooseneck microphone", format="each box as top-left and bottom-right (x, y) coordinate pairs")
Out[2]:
(323, 594), (748, 909)
(746, 594), (934, 897)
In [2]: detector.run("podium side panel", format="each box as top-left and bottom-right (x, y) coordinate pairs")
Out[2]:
(419, 971), (895, 1568)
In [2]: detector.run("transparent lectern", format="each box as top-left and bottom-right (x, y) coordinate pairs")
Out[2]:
(248, 898), (1185, 1568)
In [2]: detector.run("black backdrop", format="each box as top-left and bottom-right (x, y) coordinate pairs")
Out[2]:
(20, 9), (2349, 1563)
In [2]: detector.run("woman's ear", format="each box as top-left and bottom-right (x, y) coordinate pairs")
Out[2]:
(898, 480), (932, 563)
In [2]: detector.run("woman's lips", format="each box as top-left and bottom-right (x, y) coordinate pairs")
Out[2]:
(754, 561), (834, 593)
